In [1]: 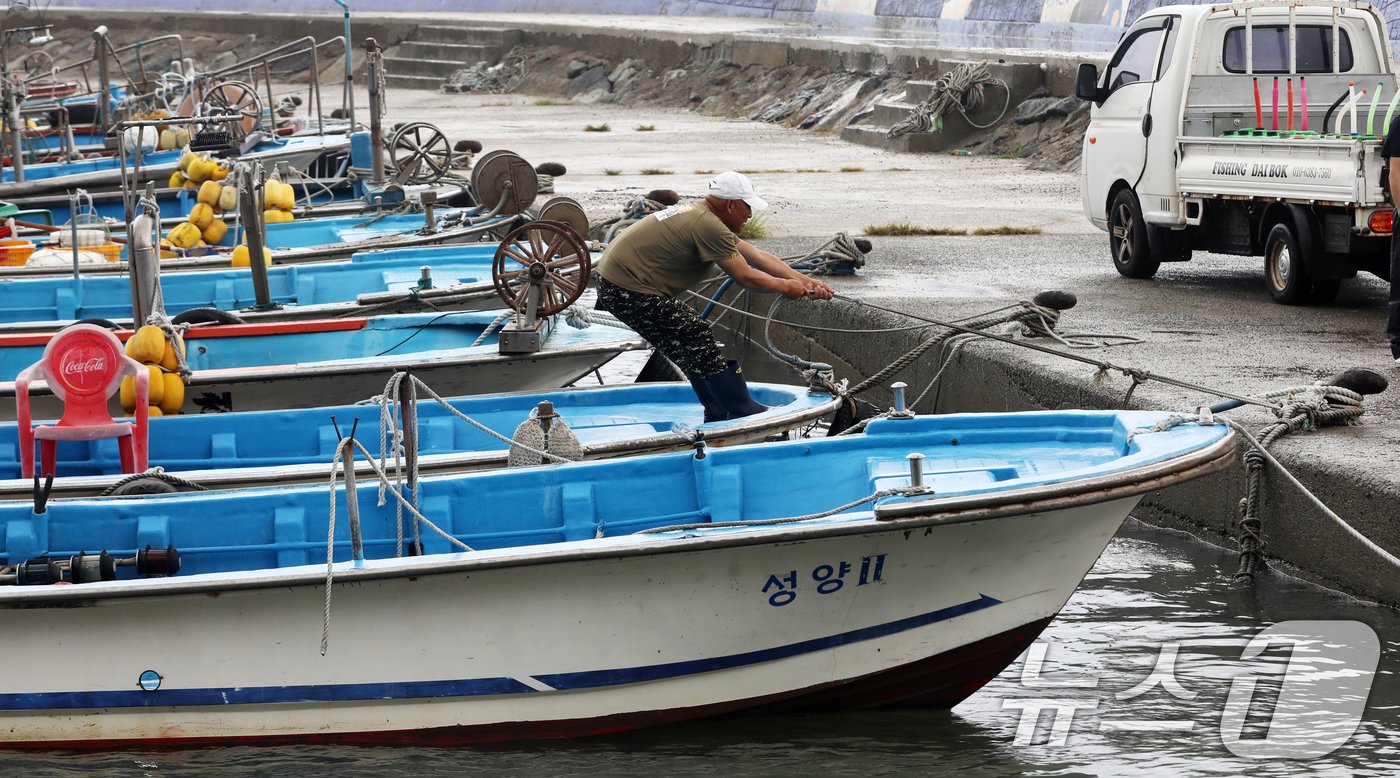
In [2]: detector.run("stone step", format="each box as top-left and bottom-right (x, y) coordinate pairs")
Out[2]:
(395, 41), (499, 64)
(839, 125), (951, 154)
(383, 56), (469, 80)
(872, 100), (917, 127)
(384, 73), (447, 92)
(412, 25), (522, 47)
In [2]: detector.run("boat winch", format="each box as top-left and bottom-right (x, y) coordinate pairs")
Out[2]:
(491, 219), (591, 354)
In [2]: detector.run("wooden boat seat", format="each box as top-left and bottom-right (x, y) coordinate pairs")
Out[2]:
(14, 323), (149, 479)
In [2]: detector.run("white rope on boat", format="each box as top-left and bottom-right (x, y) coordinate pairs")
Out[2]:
(321, 434), (475, 654)
(637, 485), (935, 535)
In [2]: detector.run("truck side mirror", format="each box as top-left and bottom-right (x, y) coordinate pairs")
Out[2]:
(1076, 63), (1103, 103)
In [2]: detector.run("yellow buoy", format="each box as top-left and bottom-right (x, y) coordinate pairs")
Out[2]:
(124, 325), (167, 364)
(159, 333), (186, 372)
(179, 150), (198, 172)
(145, 365), (166, 406)
(201, 218), (228, 245)
(231, 244), (271, 268)
(146, 405), (164, 418)
(197, 181), (222, 207)
(119, 376), (138, 413)
(167, 170), (186, 189)
(166, 222), (201, 249)
(189, 203), (215, 230)
(210, 163), (230, 182)
(159, 372), (185, 415)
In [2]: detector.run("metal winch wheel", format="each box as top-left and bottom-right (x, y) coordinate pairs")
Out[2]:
(491, 220), (591, 316)
(388, 121), (452, 185)
(537, 196), (590, 240)
(181, 80), (262, 139)
(471, 149), (538, 216)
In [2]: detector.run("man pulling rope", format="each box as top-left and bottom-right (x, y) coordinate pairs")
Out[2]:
(596, 172), (834, 421)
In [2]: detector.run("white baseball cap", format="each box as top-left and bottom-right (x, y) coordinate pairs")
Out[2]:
(708, 171), (768, 212)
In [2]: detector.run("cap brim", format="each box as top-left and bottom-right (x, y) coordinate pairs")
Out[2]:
(743, 195), (768, 212)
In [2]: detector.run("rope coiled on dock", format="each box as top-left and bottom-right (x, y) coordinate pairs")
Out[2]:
(889, 62), (1011, 138)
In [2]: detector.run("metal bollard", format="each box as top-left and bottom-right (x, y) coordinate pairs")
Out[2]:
(891, 382), (914, 418)
(907, 452), (925, 487)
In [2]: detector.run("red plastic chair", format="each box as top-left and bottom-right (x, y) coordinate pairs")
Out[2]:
(15, 324), (149, 479)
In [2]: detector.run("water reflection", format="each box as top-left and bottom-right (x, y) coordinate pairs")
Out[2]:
(11, 521), (1396, 776)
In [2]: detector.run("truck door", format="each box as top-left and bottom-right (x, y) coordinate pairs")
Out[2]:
(1083, 16), (1173, 226)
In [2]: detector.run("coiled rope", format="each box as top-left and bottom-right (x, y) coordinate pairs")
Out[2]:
(97, 466), (208, 496)
(889, 62), (1012, 138)
(590, 195), (670, 243)
(783, 232), (867, 275)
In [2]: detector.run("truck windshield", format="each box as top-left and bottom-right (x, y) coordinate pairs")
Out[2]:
(1223, 25), (1353, 73)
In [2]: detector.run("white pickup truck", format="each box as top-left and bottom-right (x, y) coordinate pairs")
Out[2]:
(1078, 0), (1395, 304)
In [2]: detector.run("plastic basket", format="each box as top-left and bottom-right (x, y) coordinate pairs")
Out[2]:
(92, 243), (123, 262)
(0, 239), (35, 266)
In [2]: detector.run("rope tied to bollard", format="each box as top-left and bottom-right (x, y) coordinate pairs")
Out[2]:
(1229, 382), (1371, 582)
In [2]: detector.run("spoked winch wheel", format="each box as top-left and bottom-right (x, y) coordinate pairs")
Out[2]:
(389, 121), (452, 185)
(537, 196), (590, 240)
(471, 149), (538, 216)
(20, 50), (55, 83)
(181, 80), (262, 139)
(492, 220), (591, 316)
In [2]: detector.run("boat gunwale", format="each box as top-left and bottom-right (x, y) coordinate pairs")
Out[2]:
(0, 430), (1237, 607)
(0, 388), (844, 499)
(0, 331), (649, 396)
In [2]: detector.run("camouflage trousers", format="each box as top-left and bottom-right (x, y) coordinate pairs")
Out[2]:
(597, 277), (726, 378)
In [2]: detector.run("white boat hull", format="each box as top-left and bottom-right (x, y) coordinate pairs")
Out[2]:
(0, 496), (1136, 746)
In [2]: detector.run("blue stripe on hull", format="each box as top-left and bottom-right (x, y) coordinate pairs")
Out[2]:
(1, 595), (1000, 712)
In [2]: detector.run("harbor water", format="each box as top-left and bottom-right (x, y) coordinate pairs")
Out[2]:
(13, 519), (1397, 777)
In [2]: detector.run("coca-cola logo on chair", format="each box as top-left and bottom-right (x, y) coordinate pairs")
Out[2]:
(54, 336), (113, 395)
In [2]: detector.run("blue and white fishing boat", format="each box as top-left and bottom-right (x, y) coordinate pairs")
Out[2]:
(0, 312), (645, 421)
(0, 381), (840, 499)
(0, 133), (352, 201)
(0, 243), (506, 329)
(0, 409), (1234, 747)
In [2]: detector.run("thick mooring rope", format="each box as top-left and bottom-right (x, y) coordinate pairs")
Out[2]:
(889, 62), (1012, 138)
(1227, 384), (1374, 581)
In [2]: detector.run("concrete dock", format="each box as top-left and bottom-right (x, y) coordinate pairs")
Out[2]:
(30, 10), (1400, 605)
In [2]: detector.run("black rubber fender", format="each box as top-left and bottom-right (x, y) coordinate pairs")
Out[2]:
(171, 307), (246, 326)
(64, 318), (121, 330)
(105, 477), (185, 496)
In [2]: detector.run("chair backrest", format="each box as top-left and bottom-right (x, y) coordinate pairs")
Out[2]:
(38, 323), (138, 427)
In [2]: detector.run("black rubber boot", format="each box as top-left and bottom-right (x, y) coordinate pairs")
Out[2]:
(703, 361), (769, 420)
(686, 371), (728, 423)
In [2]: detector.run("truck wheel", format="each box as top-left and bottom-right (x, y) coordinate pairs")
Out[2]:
(1264, 222), (1325, 305)
(1109, 189), (1159, 279)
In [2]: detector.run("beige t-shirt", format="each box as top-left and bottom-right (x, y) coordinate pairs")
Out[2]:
(597, 202), (739, 297)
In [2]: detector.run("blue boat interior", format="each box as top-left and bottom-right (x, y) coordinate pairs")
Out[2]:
(0, 383), (814, 479)
(246, 206), (477, 249)
(0, 246), (499, 324)
(0, 411), (1229, 578)
(0, 312), (527, 377)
